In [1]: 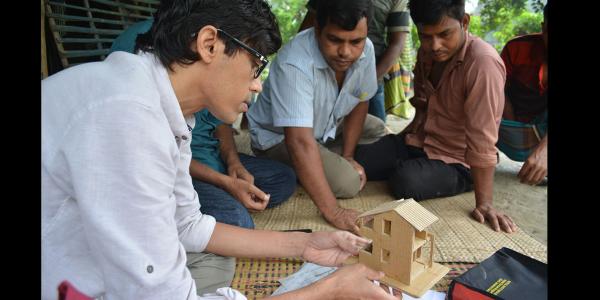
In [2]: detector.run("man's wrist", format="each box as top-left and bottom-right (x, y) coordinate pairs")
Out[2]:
(290, 232), (311, 258)
(227, 161), (243, 170)
(475, 200), (493, 209)
(320, 204), (340, 219)
(219, 175), (234, 191)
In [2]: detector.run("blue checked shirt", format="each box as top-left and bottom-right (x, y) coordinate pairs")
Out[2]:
(247, 28), (378, 150)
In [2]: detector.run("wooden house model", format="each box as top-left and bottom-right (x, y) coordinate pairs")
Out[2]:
(356, 199), (449, 297)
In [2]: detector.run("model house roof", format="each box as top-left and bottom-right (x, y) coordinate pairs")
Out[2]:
(358, 199), (438, 231)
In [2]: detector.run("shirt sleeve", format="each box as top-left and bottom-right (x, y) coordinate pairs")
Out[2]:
(409, 49), (428, 109)
(387, 0), (411, 33)
(268, 61), (315, 128)
(463, 55), (506, 168)
(63, 98), (207, 299)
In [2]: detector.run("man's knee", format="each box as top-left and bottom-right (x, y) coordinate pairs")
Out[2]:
(272, 165), (297, 202)
(360, 114), (387, 144)
(225, 208), (255, 229)
(204, 204), (255, 229)
(187, 253), (236, 295)
(329, 167), (361, 198)
(388, 166), (425, 200)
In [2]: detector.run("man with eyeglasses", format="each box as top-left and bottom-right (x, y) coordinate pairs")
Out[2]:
(42, 0), (401, 299)
(248, 0), (387, 234)
(111, 21), (298, 232)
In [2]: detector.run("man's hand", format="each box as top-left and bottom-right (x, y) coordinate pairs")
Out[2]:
(302, 231), (371, 266)
(228, 163), (254, 185)
(471, 203), (518, 233)
(518, 139), (547, 185)
(314, 264), (401, 300)
(344, 157), (367, 191)
(224, 177), (270, 212)
(323, 206), (361, 234)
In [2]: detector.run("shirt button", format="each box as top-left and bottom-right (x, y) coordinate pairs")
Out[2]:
(182, 136), (188, 141)
(147, 265), (154, 273)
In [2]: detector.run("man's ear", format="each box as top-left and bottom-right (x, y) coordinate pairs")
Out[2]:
(195, 25), (219, 63)
(462, 13), (470, 32)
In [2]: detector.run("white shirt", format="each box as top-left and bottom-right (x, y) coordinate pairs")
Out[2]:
(42, 52), (218, 299)
(247, 28), (378, 150)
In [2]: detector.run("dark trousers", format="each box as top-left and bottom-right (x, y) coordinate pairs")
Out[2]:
(354, 134), (473, 201)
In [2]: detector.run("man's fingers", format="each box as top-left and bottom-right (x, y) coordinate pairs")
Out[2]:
(351, 224), (360, 236)
(532, 168), (546, 185)
(363, 266), (385, 281)
(245, 199), (264, 211)
(490, 216), (501, 232)
(499, 216), (513, 233)
(518, 162), (531, 182)
(524, 165), (539, 185)
(471, 209), (485, 223)
(242, 173), (255, 185)
(242, 193), (267, 211)
(505, 215), (518, 232)
(373, 285), (400, 300)
(359, 174), (367, 190)
(247, 184), (269, 202)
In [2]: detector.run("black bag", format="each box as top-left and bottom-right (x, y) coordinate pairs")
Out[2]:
(448, 247), (547, 300)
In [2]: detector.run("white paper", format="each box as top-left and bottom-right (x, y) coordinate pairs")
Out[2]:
(402, 289), (446, 300)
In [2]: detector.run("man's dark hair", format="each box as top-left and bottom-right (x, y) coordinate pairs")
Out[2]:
(409, 0), (465, 26)
(136, 0), (281, 71)
(315, 0), (372, 31)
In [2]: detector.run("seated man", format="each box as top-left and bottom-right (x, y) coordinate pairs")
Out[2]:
(110, 19), (297, 229)
(247, 0), (387, 233)
(354, 0), (517, 233)
(43, 0), (396, 299)
(496, 4), (548, 186)
(298, 0), (412, 123)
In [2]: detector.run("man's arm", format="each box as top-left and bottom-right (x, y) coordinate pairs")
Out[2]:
(375, 31), (408, 81)
(518, 134), (547, 185)
(215, 124), (255, 184)
(206, 223), (398, 300)
(470, 166), (517, 233)
(189, 159), (231, 188)
(189, 127), (269, 211)
(285, 127), (360, 233)
(464, 55), (516, 233)
(342, 101), (369, 190)
(342, 101), (369, 159)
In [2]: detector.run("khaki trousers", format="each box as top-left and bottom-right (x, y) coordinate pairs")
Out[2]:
(186, 252), (236, 296)
(253, 115), (386, 198)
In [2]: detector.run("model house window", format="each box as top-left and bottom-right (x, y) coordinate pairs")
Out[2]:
(364, 243), (373, 254)
(383, 219), (391, 235)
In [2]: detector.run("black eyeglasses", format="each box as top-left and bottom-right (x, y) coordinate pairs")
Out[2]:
(217, 29), (269, 79)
